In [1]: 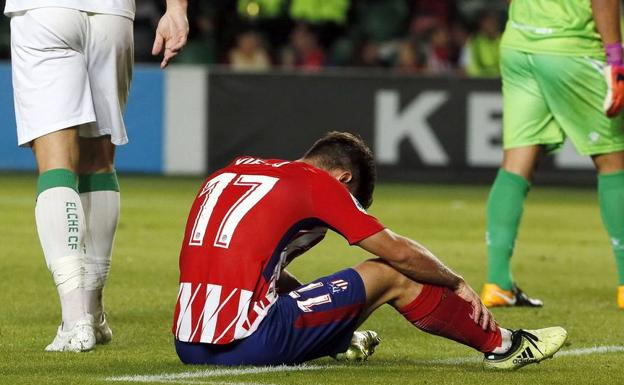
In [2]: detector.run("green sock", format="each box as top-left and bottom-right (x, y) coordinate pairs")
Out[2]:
(486, 169), (530, 290)
(78, 171), (119, 193)
(37, 168), (78, 196)
(598, 171), (624, 285)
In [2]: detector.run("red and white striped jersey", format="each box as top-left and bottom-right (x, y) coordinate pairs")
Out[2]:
(172, 157), (384, 344)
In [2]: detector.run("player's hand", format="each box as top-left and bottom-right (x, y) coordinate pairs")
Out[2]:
(454, 280), (497, 331)
(152, 5), (189, 69)
(604, 64), (624, 117)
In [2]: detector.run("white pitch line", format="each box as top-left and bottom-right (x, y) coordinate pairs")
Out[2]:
(424, 345), (624, 365)
(106, 364), (333, 383)
(156, 381), (274, 385)
(557, 345), (624, 357)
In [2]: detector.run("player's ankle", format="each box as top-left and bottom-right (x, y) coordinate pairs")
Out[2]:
(488, 328), (513, 354)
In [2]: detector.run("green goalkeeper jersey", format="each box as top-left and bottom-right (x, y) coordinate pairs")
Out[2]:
(501, 0), (604, 58)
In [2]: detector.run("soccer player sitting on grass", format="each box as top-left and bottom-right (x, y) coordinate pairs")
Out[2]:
(172, 132), (567, 369)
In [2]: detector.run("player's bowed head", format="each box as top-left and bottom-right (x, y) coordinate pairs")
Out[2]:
(299, 131), (376, 210)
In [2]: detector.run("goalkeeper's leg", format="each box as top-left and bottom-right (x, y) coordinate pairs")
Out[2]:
(482, 146), (543, 307)
(593, 151), (624, 309)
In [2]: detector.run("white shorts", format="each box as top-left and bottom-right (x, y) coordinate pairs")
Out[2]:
(10, 8), (134, 146)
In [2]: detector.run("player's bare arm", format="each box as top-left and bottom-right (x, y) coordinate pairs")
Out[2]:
(152, 0), (189, 69)
(592, 0), (621, 45)
(358, 229), (495, 331)
(358, 229), (461, 288)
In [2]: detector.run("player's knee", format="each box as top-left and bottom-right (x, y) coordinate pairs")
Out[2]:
(501, 146), (542, 181)
(593, 151), (624, 173)
(78, 137), (115, 174)
(47, 255), (83, 295)
(78, 156), (114, 174)
(357, 258), (414, 292)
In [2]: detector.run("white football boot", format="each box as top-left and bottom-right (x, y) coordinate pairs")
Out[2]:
(45, 314), (96, 352)
(94, 313), (112, 344)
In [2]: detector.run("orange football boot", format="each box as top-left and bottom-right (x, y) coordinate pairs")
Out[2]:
(480, 283), (543, 308)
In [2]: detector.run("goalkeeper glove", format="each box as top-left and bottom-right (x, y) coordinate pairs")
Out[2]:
(604, 42), (624, 117)
(604, 64), (624, 117)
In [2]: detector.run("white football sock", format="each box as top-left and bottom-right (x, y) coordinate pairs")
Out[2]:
(491, 328), (513, 354)
(80, 190), (120, 319)
(36, 186), (88, 330)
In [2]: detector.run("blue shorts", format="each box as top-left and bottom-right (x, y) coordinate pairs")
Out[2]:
(175, 268), (366, 365)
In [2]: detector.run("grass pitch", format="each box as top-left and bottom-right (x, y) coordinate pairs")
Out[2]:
(0, 174), (623, 385)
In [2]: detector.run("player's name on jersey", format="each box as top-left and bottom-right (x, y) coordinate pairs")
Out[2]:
(235, 157), (290, 168)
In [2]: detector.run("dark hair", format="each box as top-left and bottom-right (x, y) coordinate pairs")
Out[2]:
(303, 131), (376, 209)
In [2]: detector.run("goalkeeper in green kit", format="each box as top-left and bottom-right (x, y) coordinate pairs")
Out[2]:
(480, 0), (624, 309)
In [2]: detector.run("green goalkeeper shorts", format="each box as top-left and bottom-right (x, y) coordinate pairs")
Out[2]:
(501, 48), (624, 156)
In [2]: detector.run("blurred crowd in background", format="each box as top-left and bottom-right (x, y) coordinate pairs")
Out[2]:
(0, 0), (508, 77)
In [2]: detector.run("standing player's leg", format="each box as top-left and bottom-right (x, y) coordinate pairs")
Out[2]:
(353, 259), (566, 370)
(484, 146), (538, 296)
(32, 129), (96, 352)
(78, 136), (118, 343)
(593, 151), (624, 308)
(10, 8), (101, 352)
(78, 12), (134, 341)
(481, 49), (557, 307)
(533, 52), (624, 308)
